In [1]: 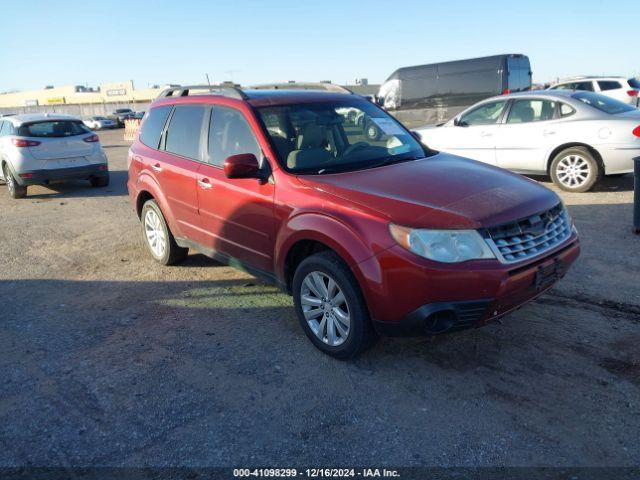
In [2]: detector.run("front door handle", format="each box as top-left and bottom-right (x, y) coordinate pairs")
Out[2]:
(198, 179), (213, 189)
(543, 130), (556, 136)
(480, 131), (493, 137)
(151, 163), (163, 173)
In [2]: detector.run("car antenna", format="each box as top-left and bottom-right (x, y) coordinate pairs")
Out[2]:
(205, 73), (211, 87)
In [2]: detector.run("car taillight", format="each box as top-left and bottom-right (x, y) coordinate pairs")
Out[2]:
(12, 138), (41, 147)
(627, 90), (639, 97)
(83, 134), (99, 143)
(633, 125), (640, 137)
(502, 89), (510, 95)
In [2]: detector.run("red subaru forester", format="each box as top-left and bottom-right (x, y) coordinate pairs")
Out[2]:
(127, 85), (580, 358)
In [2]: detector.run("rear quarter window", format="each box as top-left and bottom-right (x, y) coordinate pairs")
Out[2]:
(17, 120), (89, 138)
(139, 106), (172, 149)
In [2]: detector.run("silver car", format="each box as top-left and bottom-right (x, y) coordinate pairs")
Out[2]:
(415, 90), (640, 192)
(83, 116), (117, 130)
(0, 113), (109, 198)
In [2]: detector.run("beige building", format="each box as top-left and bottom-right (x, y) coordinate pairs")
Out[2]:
(0, 80), (162, 108)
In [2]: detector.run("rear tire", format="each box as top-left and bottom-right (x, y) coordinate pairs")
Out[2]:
(292, 251), (376, 359)
(90, 175), (110, 187)
(550, 147), (600, 193)
(140, 199), (188, 265)
(3, 164), (27, 199)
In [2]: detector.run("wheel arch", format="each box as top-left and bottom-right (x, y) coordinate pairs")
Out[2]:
(546, 142), (604, 175)
(276, 213), (375, 296)
(134, 174), (182, 237)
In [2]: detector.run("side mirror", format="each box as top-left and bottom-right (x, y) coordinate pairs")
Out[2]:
(453, 118), (467, 127)
(224, 153), (261, 180)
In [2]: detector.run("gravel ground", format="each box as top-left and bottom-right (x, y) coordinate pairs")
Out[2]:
(0, 129), (638, 468)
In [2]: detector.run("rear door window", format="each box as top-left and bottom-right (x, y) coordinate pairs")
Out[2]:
(459, 100), (507, 126)
(208, 106), (261, 166)
(597, 81), (622, 91)
(139, 106), (172, 149)
(506, 99), (557, 123)
(164, 105), (207, 160)
(17, 121), (89, 137)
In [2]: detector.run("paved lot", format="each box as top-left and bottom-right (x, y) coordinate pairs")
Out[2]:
(0, 129), (639, 467)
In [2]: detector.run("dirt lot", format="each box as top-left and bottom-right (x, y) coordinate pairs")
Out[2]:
(0, 128), (639, 468)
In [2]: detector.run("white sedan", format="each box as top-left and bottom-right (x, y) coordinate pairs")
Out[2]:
(415, 90), (640, 192)
(83, 116), (116, 130)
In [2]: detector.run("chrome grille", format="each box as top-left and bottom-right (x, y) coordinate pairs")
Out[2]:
(485, 204), (571, 264)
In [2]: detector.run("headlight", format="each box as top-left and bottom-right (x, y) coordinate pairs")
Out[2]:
(389, 224), (495, 263)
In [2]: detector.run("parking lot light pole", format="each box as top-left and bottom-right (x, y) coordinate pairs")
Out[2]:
(635, 157), (640, 234)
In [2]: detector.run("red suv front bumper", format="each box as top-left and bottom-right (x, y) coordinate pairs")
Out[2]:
(356, 234), (580, 336)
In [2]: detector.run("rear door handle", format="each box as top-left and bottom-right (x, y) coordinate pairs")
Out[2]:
(151, 163), (163, 173)
(198, 178), (213, 189)
(480, 132), (493, 137)
(543, 130), (556, 136)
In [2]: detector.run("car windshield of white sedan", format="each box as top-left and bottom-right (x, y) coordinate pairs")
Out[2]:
(17, 120), (90, 138)
(572, 92), (635, 115)
(257, 100), (429, 174)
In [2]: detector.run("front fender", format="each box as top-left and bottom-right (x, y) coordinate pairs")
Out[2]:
(274, 212), (385, 307)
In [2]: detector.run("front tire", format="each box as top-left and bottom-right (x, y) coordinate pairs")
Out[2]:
(292, 251), (376, 359)
(550, 147), (600, 192)
(3, 164), (27, 199)
(140, 199), (188, 265)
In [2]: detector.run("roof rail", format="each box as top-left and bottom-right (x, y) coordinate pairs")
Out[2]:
(247, 82), (353, 94)
(156, 84), (248, 100)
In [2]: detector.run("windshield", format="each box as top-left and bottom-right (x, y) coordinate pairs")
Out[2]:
(572, 91), (635, 114)
(256, 99), (429, 174)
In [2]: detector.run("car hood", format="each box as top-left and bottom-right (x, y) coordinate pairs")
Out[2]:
(297, 153), (560, 229)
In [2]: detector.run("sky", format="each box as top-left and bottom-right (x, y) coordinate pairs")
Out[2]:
(0, 0), (636, 92)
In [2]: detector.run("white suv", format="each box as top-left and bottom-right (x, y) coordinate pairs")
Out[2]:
(0, 113), (109, 198)
(548, 76), (640, 106)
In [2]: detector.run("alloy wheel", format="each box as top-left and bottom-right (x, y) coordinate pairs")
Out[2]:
(144, 209), (166, 258)
(556, 154), (590, 189)
(4, 167), (14, 194)
(300, 271), (350, 346)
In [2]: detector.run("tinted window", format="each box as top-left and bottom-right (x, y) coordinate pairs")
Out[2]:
(553, 82), (594, 92)
(459, 100), (506, 126)
(0, 121), (8, 136)
(208, 106), (261, 166)
(164, 106), (206, 160)
(629, 78), (640, 89)
(598, 81), (622, 91)
(507, 99), (556, 124)
(572, 92), (635, 114)
(139, 106), (171, 149)
(573, 82), (594, 92)
(17, 121), (89, 138)
(560, 103), (576, 117)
